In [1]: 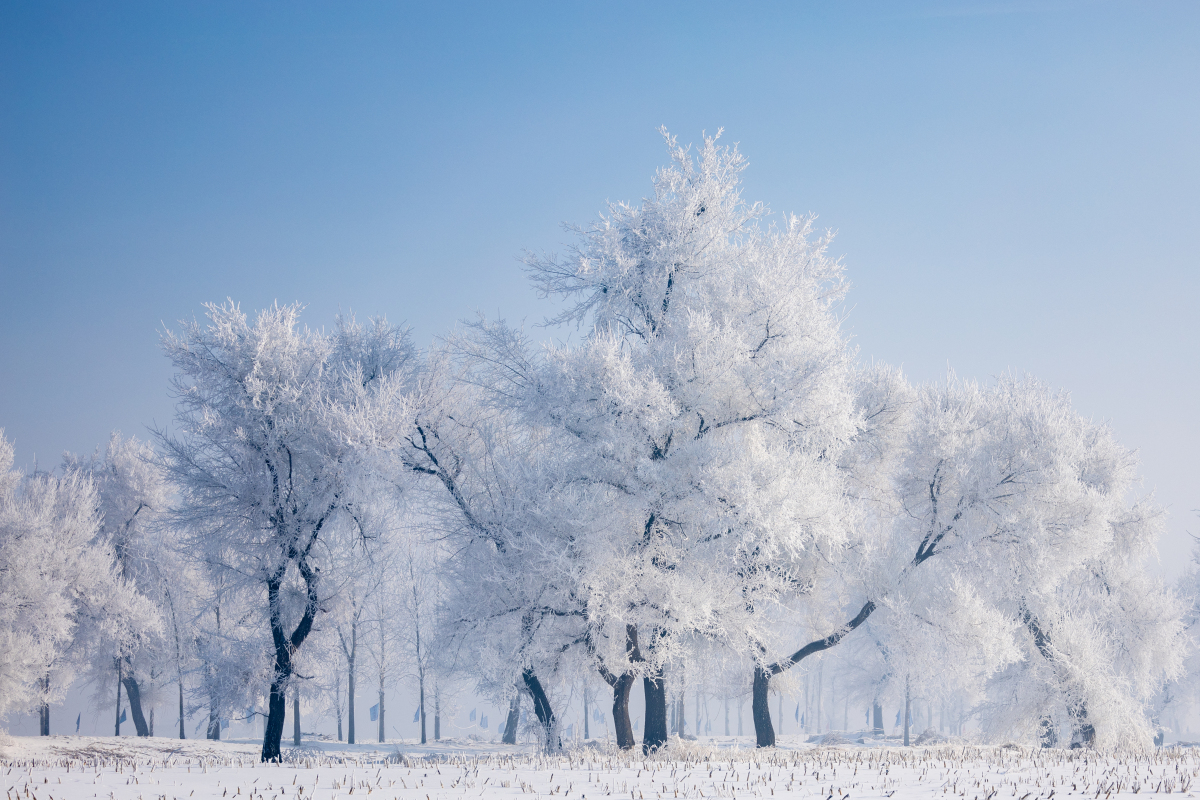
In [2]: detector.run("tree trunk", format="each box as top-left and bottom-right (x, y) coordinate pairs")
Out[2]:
(206, 690), (220, 740)
(502, 694), (520, 744)
(611, 671), (637, 749)
(378, 689), (385, 743)
(418, 672), (426, 744)
(872, 702), (883, 737)
(642, 668), (668, 753)
(724, 695), (730, 736)
(521, 668), (559, 751)
(179, 679), (186, 739)
(903, 675), (911, 747)
(39, 674), (50, 735)
(262, 674), (286, 759)
(752, 666), (774, 747)
(583, 687), (590, 740)
(433, 683), (441, 741)
(347, 635), (357, 745)
(115, 660), (123, 736)
(122, 673), (151, 737)
(261, 564), (319, 762)
(293, 684), (301, 746)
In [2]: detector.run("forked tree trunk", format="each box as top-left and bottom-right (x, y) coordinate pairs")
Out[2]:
(502, 695), (520, 744)
(261, 563), (319, 762)
(872, 702), (883, 737)
(595, 624), (642, 750)
(122, 673), (151, 737)
(642, 668), (668, 753)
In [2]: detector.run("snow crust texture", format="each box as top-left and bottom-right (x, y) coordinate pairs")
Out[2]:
(4, 738), (1198, 800)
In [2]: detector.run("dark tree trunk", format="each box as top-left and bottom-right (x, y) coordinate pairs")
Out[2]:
(521, 668), (560, 750)
(122, 674), (151, 737)
(38, 674), (50, 735)
(502, 695), (520, 744)
(115, 660), (123, 736)
(262, 675), (286, 758)
(872, 702), (883, 737)
(611, 672), (637, 749)
(752, 600), (876, 747)
(293, 684), (301, 746)
(642, 668), (668, 753)
(752, 666), (774, 747)
(178, 680), (186, 739)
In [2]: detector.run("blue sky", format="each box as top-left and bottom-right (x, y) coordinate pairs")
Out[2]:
(2, 1), (1197, 570)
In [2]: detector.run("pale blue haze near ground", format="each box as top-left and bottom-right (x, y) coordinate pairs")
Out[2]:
(1, 1), (1197, 573)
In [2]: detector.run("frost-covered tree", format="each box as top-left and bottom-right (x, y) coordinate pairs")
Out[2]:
(755, 375), (1184, 748)
(454, 130), (861, 752)
(0, 432), (154, 733)
(156, 303), (418, 760)
(66, 433), (173, 737)
(401, 356), (578, 750)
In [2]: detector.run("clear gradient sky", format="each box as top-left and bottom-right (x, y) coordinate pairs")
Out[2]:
(2, 1), (1197, 572)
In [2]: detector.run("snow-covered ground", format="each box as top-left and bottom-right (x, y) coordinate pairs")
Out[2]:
(3, 735), (1197, 800)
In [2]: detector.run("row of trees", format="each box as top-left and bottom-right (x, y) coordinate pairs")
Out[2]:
(1, 131), (1195, 758)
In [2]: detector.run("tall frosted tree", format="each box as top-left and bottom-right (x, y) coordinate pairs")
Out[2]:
(456, 130), (861, 751)
(156, 303), (417, 760)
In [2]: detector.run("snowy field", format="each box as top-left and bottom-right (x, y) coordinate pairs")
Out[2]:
(3, 736), (1198, 800)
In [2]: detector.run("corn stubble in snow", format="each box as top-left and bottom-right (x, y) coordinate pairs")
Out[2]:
(4, 738), (1199, 800)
